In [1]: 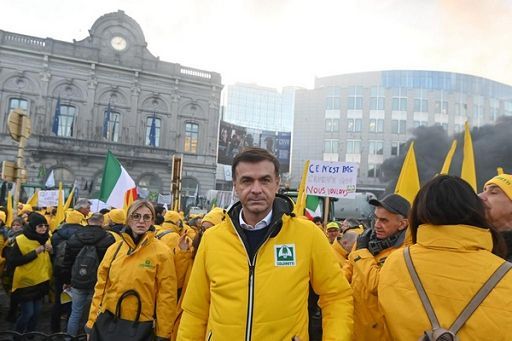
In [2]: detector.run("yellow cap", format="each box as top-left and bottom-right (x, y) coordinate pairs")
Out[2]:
(485, 174), (512, 201)
(326, 222), (340, 231)
(109, 208), (126, 224)
(201, 207), (225, 226)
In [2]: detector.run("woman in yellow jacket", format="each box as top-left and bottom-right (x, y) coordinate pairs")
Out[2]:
(86, 200), (177, 340)
(379, 175), (512, 341)
(9, 212), (52, 333)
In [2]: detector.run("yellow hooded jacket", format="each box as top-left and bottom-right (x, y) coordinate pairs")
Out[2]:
(86, 230), (178, 339)
(379, 224), (512, 341)
(178, 196), (353, 341)
(344, 228), (408, 341)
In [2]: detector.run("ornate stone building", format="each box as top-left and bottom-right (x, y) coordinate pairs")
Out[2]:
(0, 11), (222, 204)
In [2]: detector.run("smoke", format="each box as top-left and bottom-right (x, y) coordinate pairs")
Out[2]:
(380, 117), (512, 193)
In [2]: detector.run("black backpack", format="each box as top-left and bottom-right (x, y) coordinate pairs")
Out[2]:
(53, 233), (68, 270)
(71, 244), (99, 289)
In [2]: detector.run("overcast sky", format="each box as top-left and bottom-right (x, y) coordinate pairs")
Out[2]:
(2, 0), (512, 89)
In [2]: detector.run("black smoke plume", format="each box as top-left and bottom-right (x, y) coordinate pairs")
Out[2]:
(380, 116), (512, 193)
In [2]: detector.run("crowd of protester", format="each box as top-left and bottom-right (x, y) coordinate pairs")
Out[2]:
(0, 147), (511, 340)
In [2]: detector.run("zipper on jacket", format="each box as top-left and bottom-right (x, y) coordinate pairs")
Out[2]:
(206, 330), (212, 341)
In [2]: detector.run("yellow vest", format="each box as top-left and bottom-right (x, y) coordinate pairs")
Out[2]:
(12, 234), (52, 293)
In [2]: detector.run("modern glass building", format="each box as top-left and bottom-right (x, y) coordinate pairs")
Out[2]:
(222, 83), (298, 132)
(291, 70), (512, 193)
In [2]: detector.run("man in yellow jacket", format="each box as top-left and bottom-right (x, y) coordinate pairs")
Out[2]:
(345, 194), (410, 341)
(178, 148), (353, 341)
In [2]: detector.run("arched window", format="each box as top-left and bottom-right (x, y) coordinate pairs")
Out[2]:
(58, 105), (76, 137)
(48, 167), (75, 187)
(138, 174), (162, 200)
(145, 116), (161, 147)
(104, 110), (121, 142)
(8, 98), (28, 112)
(184, 122), (199, 153)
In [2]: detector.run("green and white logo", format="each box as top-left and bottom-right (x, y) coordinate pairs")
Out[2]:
(274, 244), (296, 266)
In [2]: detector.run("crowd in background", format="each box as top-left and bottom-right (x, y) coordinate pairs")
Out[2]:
(0, 149), (511, 341)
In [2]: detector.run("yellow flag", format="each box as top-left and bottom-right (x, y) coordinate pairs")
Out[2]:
(395, 142), (421, 204)
(497, 167), (504, 175)
(440, 140), (457, 175)
(50, 182), (65, 231)
(26, 190), (39, 207)
(292, 160), (311, 217)
(6, 191), (13, 227)
(461, 122), (477, 192)
(64, 187), (75, 211)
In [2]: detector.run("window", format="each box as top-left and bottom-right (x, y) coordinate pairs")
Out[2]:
(104, 111), (120, 142)
(391, 141), (400, 156)
(454, 124), (463, 133)
(391, 119), (407, 134)
(505, 101), (512, 116)
(58, 105), (76, 137)
(369, 119), (384, 133)
(490, 99), (499, 120)
(326, 86), (341, 110)
(435, 101), (448, 114)
(348, 86), (363, 110)
(347, 118), (362, 132)
(8, 98), (28, 112)
(325, 119), (340, 132)
(370, 87), (385, 110)
(414, 99), (428, 112)
(392, 88), (407, 111)
(324, 139), (339, 153)
(346, 140), (361, 154)
(368, 140), (384, 155)
(413, 120), (428, 128)
(184, 122), (199, 153)
(368, 164), (381, 178)
(145, 116), (161, 147)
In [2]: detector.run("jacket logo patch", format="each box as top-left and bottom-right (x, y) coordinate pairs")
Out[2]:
(139, 259), (155, 269)
(274, 244), (296, 266)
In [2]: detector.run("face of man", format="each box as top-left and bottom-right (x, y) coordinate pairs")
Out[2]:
(373, 206), (407, 239)
(326, 229), (339, 243)
(234, 160), (279, 225)
(78, 204), (91, 217)
(479, 184), (512, 230)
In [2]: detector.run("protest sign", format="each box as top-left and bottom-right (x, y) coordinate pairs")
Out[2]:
(305, 161), (358, 198)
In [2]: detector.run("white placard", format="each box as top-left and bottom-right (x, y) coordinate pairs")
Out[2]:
(305, 161), (358, 198)
(38, 190), (59, 207)
(158, 193), (172, 205)
(224, 165), (232, 181)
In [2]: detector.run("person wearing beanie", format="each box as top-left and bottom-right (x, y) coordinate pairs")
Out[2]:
(479, 173), (512, 261)
(7, 212), (52, 333)
(107, 208), (126, 233)
(200, 207), (225, 230)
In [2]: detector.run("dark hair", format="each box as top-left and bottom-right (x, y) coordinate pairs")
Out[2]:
(232, 147), (280, 180)
(155, 215), (164, 225)
(99, 208), (111, 215)
(312, 216), (323, 223)
(410, 175), (506, 257)
(154, 204), (166, 216)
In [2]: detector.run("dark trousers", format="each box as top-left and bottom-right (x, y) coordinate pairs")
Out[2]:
(50, 277), (71, 332)
(15, 298), (42, 333)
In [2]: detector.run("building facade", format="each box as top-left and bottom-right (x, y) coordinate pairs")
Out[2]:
(0, 11), (222, 203)
(291, 70), (512, 193)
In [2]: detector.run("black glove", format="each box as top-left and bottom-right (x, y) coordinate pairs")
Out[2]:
(356, 228), (372, 250)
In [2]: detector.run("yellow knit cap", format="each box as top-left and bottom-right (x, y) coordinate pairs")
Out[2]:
(485, 174), (512, 201)
(109, 208), (126, 224)
(201, 207), (225, 226)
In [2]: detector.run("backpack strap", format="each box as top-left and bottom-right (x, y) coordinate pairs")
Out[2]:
(449, 261), (512, 334)
(156, 229), (174, 240)
(403, 247), (442, 330)
(99, 242), (123, 308)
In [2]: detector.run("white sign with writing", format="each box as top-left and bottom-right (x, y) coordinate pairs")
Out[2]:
(305, 161), (358, 198)
(38, 190), (59, 207)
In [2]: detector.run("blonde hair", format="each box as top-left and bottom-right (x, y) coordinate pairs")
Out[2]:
(125, 200), (156, 225)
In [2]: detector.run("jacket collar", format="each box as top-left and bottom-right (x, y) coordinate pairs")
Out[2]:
(417, 224), (493, 252)
(121, 230), (155, 255)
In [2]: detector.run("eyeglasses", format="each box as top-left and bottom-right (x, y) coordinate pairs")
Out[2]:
(130, 213), (153, 222)
(36, 224), (49, 229)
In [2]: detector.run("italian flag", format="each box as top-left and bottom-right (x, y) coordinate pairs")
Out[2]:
(305, 195), (322, 219)
(99, 151), (137, 209)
